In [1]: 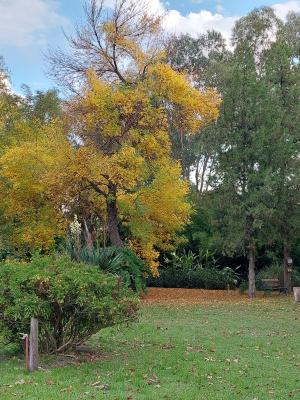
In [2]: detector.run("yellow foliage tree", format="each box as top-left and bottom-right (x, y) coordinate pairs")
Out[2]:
(0, 119), (65, 253)
(0, 71), (66, 254)
(1, 1), (220, 272)
(47, 41), (220, 273)
(51, 0), (221, 273)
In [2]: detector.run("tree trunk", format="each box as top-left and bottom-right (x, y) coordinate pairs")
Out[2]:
(283, 243), (291, 293)
(199, 155), (209, 197)
(195, 156), (200, 196)
(107, 183), (123, 247)
(83, 219), (93, 249)
(248, 249), (256, 299)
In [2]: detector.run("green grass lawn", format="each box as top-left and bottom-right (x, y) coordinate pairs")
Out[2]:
(1, 296), (300, 399)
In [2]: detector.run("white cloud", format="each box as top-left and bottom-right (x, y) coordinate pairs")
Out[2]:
(272, 0), (300, 19)
(163, 10), (237, 43)
(156, 0), (300, 45)
(2, 0), (299, 50)
(0, 0), (69, 47)
(103, 0), (237, 42)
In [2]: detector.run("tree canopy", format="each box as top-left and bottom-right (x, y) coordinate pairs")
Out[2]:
(0, 2), (299, 295)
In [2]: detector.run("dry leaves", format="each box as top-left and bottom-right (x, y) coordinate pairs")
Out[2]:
(143, 288), (276, 306)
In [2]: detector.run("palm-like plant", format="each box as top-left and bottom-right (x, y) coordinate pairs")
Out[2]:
(78, 246), (149, 294)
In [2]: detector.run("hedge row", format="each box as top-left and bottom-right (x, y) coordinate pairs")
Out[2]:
(147, 268), (235, 290)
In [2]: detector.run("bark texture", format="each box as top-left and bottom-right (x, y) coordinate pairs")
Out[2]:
(248, 249), (256, 299)
(29, 318), (39, 372)
(283, 243), (291, 293)
(107, 183), (123, 247)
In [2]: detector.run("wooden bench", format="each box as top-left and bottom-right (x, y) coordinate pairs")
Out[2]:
(262, 279), (288, 295)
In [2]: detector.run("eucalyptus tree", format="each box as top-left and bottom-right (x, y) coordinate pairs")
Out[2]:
(166, 31), (230, 187)
(232, 6), (282, 72)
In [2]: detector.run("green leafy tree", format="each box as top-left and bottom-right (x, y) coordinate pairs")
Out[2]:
(262, 16), (300, 290)
(166, 31), (230, 188)
(212, 42), (274, 298)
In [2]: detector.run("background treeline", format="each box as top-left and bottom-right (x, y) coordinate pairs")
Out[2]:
(0, 2), (299, 298)
(152, 7), (300, 297)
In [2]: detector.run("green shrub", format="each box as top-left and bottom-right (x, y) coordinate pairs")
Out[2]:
(0, 256), (138, 353)
(239, 280), (248, 294)
(236, 264), (300, 293)
(148, 250), (236, 289)
(77, 246), (149, 294)
(148, 267), (236, 290)
(163, 249), (218, 271)
(292, 269), (300, 287)
(256, 263), (300, 289)
(256, 264), (282, 281)
(241, 264), (286, 293)
(163, 251), (200, 271)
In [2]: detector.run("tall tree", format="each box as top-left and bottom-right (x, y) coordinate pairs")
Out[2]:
(0, 70), (65, 255)
(209, 7), (292, 298)
(212, 42), (274, 298)
(32, 0), (219, 272)
(232, 7), (282, 72)
(263, 15), (300, 290)
(166, 31), (230, 186)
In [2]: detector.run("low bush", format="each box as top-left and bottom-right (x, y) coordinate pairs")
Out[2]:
(77, 246), (149, 294)
(148, 250), (236, 289)
(256, 263), (300, 289)
(240, 264), (300, 293)
(256, 264), (282, 282)
(0, 256), (138, 353)
(239, 280), (248, 294)
(292, 270), (300, 287)
(148, 267), (236, 289)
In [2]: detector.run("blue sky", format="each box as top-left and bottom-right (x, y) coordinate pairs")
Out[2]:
(165, 0), (282, 15)
(0, 0), (299, 93)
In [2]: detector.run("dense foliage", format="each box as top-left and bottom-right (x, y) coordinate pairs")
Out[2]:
(76, 246), (149, 294)
(0, 1), (220, 274)
(167, 8), (300, 297)
(0, 256), (138, 353)
(148, 268), (236, 290)
(256, 264), (300, 289)
(0, 1), (299, 299)
(148, 251), (237, 289)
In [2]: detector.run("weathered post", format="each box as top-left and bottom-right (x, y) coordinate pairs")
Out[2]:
(293, 287), (300, 303)
(29, 317), (39, 372)
(287, 257), (293, 294)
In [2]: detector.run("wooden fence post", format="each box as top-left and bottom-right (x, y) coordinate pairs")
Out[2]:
(29, 317), (39, 372)
(293, 287), (300, 303)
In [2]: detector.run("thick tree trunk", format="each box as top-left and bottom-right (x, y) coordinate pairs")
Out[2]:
(283, 243), (291, 293)
(248, 249), (256, 299)
(107, 183), (123, 247)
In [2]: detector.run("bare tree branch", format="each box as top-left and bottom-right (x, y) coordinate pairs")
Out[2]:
(46, 0), (164, 92)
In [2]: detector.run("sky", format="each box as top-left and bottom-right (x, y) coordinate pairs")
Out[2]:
(0, 0), (300, 93)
